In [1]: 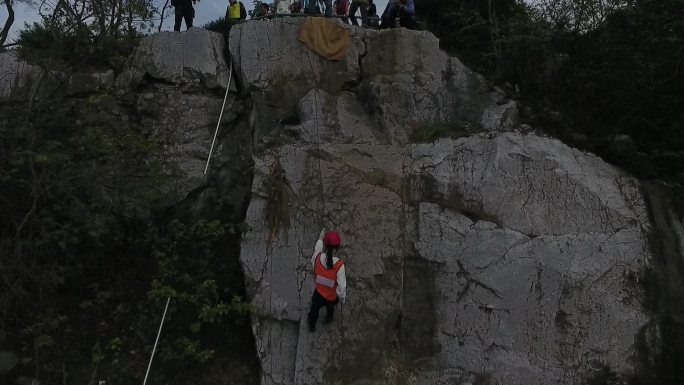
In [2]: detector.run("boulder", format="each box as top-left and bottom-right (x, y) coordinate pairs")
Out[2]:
(64, 70), (115, 95)
(0, 51), (44, 102)
(135, 85), (245, 200)
(130, 28), (231, 89)
(229, 18), (518, 146)
(241, 131), (650, 385)
(0, 52), (119, 101)
(410, 135), (649, 384)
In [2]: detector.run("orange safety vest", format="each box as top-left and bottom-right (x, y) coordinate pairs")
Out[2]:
(314, 253), (344, 301)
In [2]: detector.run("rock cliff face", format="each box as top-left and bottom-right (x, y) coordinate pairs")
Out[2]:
(2, 20), (681, 385)
(0, 29), (244, 202)
(233, 18), (652, 385)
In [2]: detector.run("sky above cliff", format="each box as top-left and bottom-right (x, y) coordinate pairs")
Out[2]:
(1, 0), (391, 44)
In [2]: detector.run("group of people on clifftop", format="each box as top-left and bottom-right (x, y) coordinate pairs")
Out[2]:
(171, 0), (247, 31)
(171, 0), (415, 32)
(292, 0), (416, 29)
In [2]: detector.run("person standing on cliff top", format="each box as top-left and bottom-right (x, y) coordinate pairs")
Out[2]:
(172, 0), (197, 31)
(348, 0), (369, 27)
(367, 0), (378, 27)
(308, 230), (347, 332)
(334, 0), (350, 23)
(304, 0), (331, 15)
(224, 0), (247, 39)
(226, 0), (247, 24)
(380, 0), (415, 29)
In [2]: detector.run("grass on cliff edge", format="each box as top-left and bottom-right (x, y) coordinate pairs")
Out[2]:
(411, 121), (477, 143)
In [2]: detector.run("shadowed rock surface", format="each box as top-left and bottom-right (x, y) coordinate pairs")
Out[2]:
(0, 51), (49, 101)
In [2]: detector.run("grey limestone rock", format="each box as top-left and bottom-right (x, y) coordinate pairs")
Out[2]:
(236, 18), (652, 385)
(1, 52), (121, 101)
(229, 18), (364, 93)
(230, 18), (518, 146)
(136, 86), (242, 200)
(241, 131), (651, 385)
(64, 70), (115, 95)
(0, 51), (45, 102)
(131, 28), (231, 89)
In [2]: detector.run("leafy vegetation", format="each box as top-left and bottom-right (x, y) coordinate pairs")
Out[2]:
(204, 17), (231, 38)
(17, 20), (142, 70)
(411, 121), (474, 143)
(0, 88), (256, 384)
(418, 1), (684, 382)
(10, 0), (162, 69)
(418, 0), (684, 188)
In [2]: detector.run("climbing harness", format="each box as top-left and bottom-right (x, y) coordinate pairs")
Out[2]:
(204, 58), (234, 175)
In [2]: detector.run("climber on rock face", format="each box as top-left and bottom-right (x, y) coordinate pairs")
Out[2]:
(308, 229), (347, 332)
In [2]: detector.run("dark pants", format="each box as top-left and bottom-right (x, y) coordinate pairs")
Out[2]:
(400, 14), (416, 29)
(227, 19), (243, 34)
(349, 1), (368, 27)
(307, 0), (331, 15)
(174, 6), (194, 31)
(380, 6), (415, 29)
(308, 290), (338, 330)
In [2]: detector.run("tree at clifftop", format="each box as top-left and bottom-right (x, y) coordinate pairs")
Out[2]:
(419, 0), (684, 184)
(14, 0), (158, 66)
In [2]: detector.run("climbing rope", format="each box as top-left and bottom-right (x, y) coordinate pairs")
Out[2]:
(144, 42), (235, 385)
(142, 297), (170, 385)
(204, 58), (234, 175)
(313, 88), (327, 227)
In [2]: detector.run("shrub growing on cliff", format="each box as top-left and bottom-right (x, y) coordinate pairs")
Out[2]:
(418, 0), (684, 197)
(17, 19), (142, 69)
(204, 17), (231, 38)
(0, 93), (254, 384)
(411, 120), (475, 142)
(14, 0), (158, 69)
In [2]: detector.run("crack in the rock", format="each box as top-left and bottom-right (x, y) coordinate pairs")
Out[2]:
(455, 260), (503, 302)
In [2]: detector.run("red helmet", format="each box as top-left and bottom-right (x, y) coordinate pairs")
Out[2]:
(323, 231), (341, 246)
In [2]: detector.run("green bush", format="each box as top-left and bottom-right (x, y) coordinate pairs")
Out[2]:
(0, 93), (254, 384)
(204, 17), (230, 36)
(418, 0), (684, 182)
(411, 121), (473, 143)
(17, 19), (141, 70)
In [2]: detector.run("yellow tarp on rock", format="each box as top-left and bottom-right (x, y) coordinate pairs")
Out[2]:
(297, 17), (350, 61)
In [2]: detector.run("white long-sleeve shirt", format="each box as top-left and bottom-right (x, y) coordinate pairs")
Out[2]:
(311, 238), (347, 300)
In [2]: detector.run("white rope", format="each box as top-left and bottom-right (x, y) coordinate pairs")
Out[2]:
(141, 37), (234, 385)
(142, 296), (170, 385)
(204, 58), (235, 175)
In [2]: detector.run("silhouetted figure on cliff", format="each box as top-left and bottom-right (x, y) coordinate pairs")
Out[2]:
(380, 0), (415, 29)
(173, 0), (197, 31)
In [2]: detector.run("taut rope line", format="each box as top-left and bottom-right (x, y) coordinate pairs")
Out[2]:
(142, 297), (170, 385)
(204, 58), (234, 175)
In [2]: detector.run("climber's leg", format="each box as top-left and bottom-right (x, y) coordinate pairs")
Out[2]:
(308, 290), (325, 331)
